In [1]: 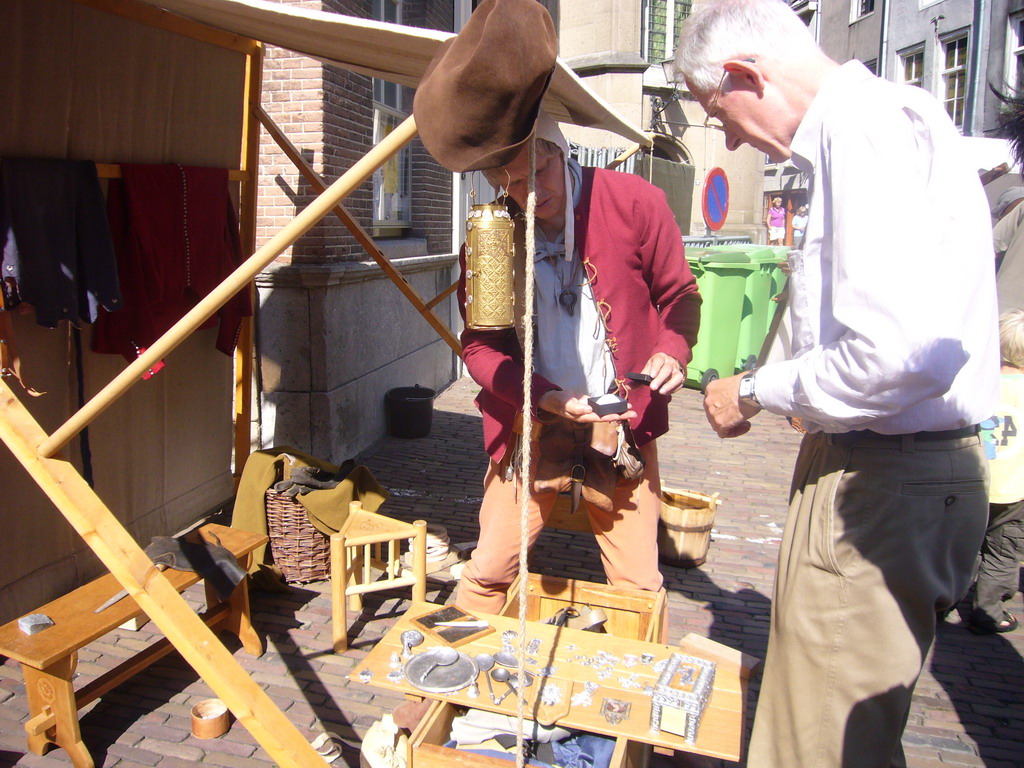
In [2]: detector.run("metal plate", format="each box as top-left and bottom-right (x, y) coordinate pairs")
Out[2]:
(403, 649), (479, 694)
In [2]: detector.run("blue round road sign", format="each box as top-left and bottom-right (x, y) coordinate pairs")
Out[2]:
(702, 167), (730, 231)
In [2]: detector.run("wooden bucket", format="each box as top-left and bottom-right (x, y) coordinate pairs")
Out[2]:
(657, 488), (719, 567)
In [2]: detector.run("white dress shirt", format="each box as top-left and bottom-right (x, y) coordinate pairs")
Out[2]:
(755, 61), (1000, 434)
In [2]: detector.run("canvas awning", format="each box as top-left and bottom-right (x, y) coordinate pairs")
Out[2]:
(135, 0), (652, 147)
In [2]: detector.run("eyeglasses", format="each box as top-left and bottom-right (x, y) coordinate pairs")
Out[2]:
(702, 59), (755, 132)
(702, 68), (729, 132)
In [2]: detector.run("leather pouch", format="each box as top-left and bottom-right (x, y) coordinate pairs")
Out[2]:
(533, 420), (643, 514)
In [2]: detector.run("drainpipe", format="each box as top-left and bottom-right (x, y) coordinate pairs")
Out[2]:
(963, 0), (987, 136)
(877, 0), (890, 80)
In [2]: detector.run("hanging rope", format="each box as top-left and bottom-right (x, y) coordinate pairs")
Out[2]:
(514, 135), (538, 768)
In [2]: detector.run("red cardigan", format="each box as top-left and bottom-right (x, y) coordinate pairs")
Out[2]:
(458, 166), (701, 463)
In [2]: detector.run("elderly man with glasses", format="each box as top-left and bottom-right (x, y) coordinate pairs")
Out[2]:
(675, 1), (1000, 766)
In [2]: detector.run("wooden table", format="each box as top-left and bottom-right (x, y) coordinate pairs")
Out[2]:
(350, 602), (750, 762)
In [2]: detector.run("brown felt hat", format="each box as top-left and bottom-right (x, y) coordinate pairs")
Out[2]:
(413, 0), (557, 173)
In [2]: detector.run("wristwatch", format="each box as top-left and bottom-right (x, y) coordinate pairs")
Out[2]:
(738, 372), (760, 408)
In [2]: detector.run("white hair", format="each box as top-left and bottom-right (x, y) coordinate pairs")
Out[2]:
(999, 309), (1024, 368)
(674, 0), (821, 93)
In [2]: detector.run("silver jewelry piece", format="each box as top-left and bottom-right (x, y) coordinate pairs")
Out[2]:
(618, 673), (641, 689)
(571, 681), (598, 707)
(359, 668), (373, 683)
(540, 682), (563, 706)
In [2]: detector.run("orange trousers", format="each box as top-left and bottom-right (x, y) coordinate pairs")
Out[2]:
(456, 439), (664, 615)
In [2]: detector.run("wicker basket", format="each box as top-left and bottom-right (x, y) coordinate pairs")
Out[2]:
(264, 489), (331, 583)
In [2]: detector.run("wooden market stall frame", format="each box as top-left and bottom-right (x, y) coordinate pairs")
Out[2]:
(2, 0), (417, 765)
(3, 2), (658, 766)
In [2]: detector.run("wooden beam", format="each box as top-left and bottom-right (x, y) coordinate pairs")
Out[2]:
(234, 42), (265, 482)
(425, 280), (458, 311)
(38, 114), (419, 458)
(76, 603), (230, 708)
(605, 143), (643, 171)
(256, 107), (463, 357)
(72, 0), (259, 54)
(94, 163), (249, 181)
(0, 381), (325, 767)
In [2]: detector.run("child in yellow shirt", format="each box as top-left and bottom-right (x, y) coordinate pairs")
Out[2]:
(970, 309), (1024, 633)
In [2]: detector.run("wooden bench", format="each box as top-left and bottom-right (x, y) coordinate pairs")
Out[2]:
(0, 523), (266, 768)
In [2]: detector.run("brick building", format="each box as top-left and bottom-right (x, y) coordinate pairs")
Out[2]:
(254, 0), (461, 461)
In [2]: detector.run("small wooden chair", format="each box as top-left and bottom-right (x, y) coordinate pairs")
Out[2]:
(330, 501), (427, 651)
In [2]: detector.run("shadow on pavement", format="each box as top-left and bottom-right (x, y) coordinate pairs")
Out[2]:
(928, 613), (1024, 766)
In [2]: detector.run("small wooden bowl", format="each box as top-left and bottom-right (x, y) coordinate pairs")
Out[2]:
(190, 698), (230, 739)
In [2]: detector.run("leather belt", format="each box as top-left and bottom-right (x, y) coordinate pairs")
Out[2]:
(825, 425), (980, 447)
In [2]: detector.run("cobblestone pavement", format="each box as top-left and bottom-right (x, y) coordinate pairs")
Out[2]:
(2, 377), (1022, 767)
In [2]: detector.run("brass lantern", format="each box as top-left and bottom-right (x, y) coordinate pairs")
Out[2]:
(464, 203), (515, 329)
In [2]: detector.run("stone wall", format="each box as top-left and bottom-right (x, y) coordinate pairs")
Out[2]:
(254, 0), (459, 463)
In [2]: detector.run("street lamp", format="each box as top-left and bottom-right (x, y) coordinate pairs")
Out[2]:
(661, 58), (676, 87)
(650, 59), (681, 132)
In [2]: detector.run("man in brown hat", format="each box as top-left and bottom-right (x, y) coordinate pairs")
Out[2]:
(415, 0), (700, 615)
(452, 116), (700, 613)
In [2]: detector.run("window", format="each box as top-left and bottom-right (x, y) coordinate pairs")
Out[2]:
(788, 0), (817, 27)
(900, 48), (924, 87)
(941, 35), (968, 129)
(372, 0), (411, 229)
(852, 0), (874, 22)
(1009, 13), (1024, 93)
(641, 0), (692, 65)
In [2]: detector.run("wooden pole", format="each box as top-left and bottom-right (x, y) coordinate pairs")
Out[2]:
(605, 142), (643, 170)
(233, 41), (265, 483)
(38, 114), (419, 458)
(257, 107), (463, 356)
(425, 280), (458, 310)
(0, 382), (326, 768)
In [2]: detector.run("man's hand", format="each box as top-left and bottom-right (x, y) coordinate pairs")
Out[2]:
(703, 374), (761, 438)
(642, 353), (686, 395)
(538, 389), (637, 423)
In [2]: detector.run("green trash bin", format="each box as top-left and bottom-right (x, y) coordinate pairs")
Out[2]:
(706, 245), (776, 372)
(685, 250), (754, 391)
(764, 246), (790, 338)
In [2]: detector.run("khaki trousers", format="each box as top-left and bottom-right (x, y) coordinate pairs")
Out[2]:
(456, 440), (664, 615)
(748, 432), (988, 768)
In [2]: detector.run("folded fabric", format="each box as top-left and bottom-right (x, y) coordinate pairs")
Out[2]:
(230, 446), (388, 590)
(0, 157), (121, 326)
(144, 534), (246, 602)
(446, 731), (616, 768)
(450, 708), (571, 746)
(272, 462), (355, 497)
(550, 732), (616, 768)
(92, 163), (250, 361)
